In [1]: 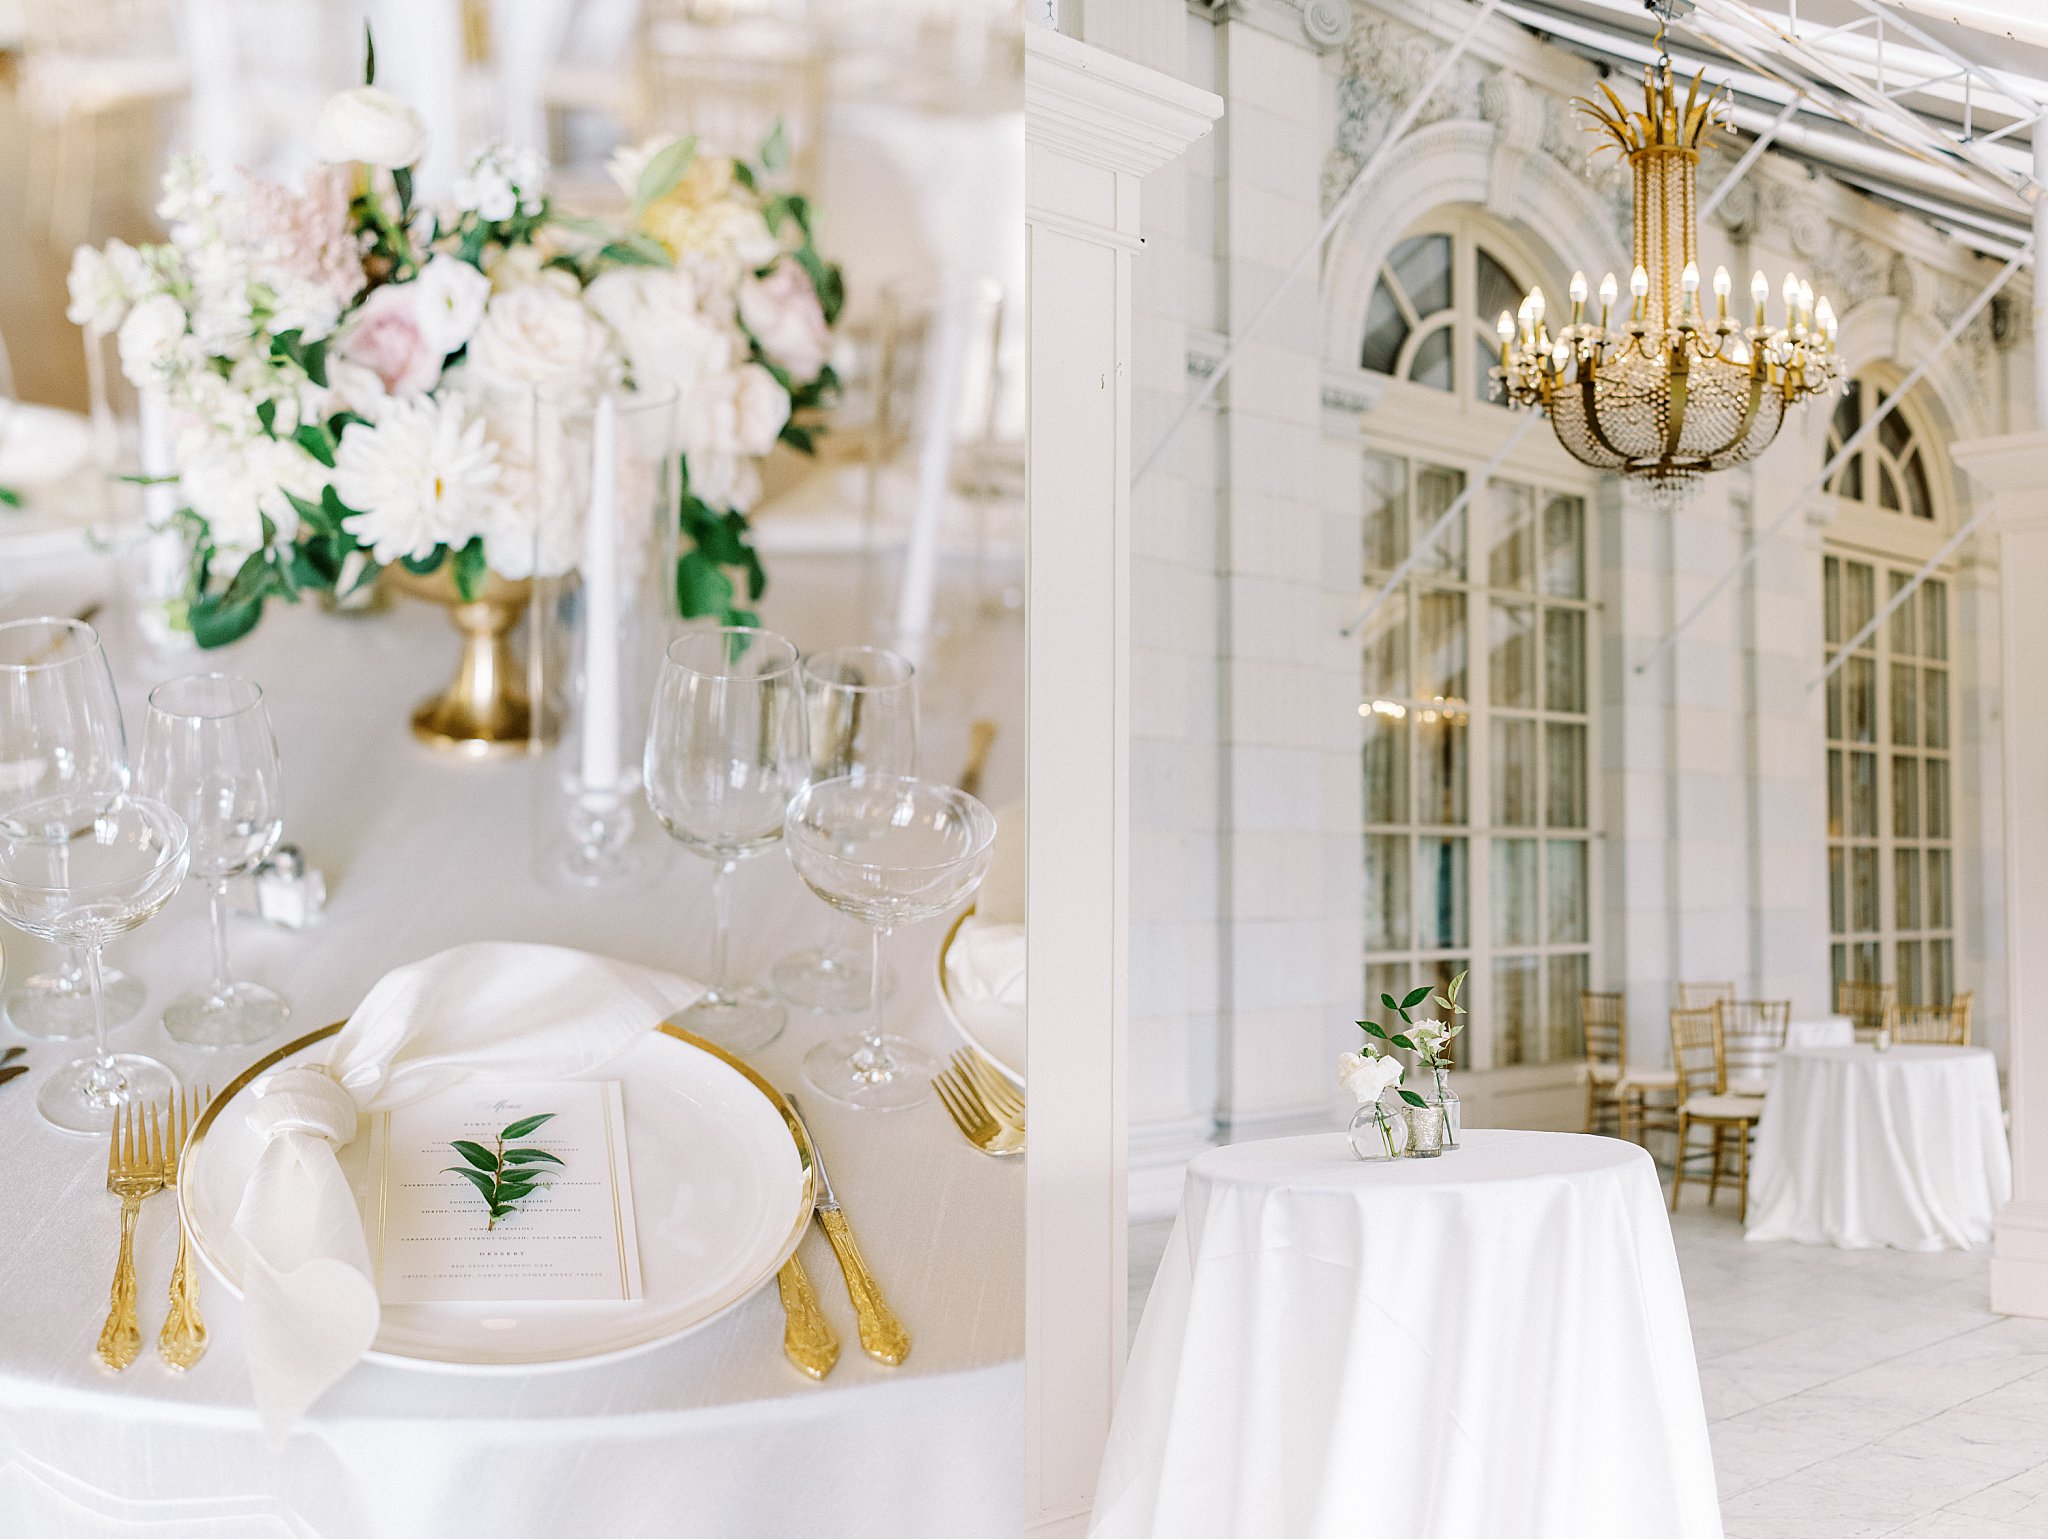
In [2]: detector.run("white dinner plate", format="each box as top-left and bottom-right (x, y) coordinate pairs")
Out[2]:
(936, 908), (1025, 1089)
(0, 404), (92, 488)
(182, 1022), (814, 1372)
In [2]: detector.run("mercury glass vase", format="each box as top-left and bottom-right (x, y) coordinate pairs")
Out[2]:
(1348, 1100), (1406, 1161)
(1404, 1100), (1446, 1158)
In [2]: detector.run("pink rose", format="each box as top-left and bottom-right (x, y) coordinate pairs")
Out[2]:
(335, 282), (442, 397)
(738, 258), (830, 384)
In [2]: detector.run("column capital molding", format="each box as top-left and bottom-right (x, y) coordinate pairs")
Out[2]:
(1026, 28), (1222, 185)
(1951, 429), (2048, 528)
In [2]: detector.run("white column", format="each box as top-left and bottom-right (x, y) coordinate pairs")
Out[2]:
(1949, 430), (2048, 1315)
(1023, 29), (1219, 1535)
(2035, 124), (2048, 432)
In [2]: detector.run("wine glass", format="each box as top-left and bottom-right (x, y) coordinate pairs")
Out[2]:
(0, 618), (148, 1039)
(137, 673), (289, 1047)
(772, 646), (919, 1012)
(643, 627), (810, 1051)
(786, 775), (996, 1110)
(0, 617), (187, 1133)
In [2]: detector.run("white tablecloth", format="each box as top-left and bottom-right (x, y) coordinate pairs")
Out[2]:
(1091, 1130), (1722, 1539)
(1746, 1044), (2010, 1251)
(1786, 1015), (1854, 1050)
(0, 565), (1023, 1539)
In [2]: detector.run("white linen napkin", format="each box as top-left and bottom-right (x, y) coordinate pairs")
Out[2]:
(230, 942), (699, 1438)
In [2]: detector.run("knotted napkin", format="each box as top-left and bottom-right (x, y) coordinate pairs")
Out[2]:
(230, 942), (698, 1438)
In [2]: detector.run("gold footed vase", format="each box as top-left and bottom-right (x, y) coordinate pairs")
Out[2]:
(382, 565), (558, 759)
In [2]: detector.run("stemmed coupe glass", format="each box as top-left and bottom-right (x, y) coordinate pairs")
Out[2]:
(772, 646), (919, 1012)
(786, 775), (996, 1110)
(0, 618), (188, 1134)
(137, 673), (289, 1047)
(643, 627), (811, 1051)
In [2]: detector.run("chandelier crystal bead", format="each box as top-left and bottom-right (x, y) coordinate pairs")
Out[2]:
(1496, 57), (1841, 489)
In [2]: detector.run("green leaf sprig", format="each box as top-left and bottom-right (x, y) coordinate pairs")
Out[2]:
(1360, 971), (1468, 1106)
(444, 1112), (563, 1231)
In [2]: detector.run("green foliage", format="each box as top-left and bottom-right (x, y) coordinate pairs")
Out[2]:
(443, 1113), (559, 1231)
(0, 487), (20, 509)
(1358, 969), (1468, 1070)
(451, 537), (487, 602)
(631, 135), (699, 219)
(674, 476), (765, 627)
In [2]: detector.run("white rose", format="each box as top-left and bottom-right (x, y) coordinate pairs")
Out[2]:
(465, 284), (621, 395)
(738, 258), (831, 384)
(412, 256), (491, 357)
(311, 86), (427, 169)
(66, 243), (133, 333)
(586, 265), (743, 418)
(730, 362), (791, 456)
(1337, 1050), (1404, 1106)
(116, 294), (191, 387)
(682, 449), (761, 514)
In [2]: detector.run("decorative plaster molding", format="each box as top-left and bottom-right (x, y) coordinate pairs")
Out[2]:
(1026, 25), (1225, 181)
(1299, 0), (1355, 51)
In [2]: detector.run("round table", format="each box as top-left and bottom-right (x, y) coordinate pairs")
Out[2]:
(0, 571), (1023, 1539)
(1090, 1129), (1721, 1539)
(1746, 1044), (2010, 1251)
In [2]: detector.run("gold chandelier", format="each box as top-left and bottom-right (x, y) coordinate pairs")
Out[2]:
(1497, 56), (1841, 488)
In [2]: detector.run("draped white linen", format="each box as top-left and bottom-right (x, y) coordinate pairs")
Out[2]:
(0, 587), (1022, 1539)
(1746, 1044), (2011, 1251)
(1091, 1130), (1722, 1539)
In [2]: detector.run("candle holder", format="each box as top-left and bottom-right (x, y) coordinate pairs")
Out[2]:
(531, 381), (680, 890)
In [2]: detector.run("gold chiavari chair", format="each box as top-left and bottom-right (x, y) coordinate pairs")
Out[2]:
(1716, 999), (1791, 1097)
(1668, 1006), (1766, 1220)
(1675, 981), (1735, 1012)
(1835, 978), (1898, 1043)
(1580, 991), (1625, 1136)
(1893, 991), (1973, 1047)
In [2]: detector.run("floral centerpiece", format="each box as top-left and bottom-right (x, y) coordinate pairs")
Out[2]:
(1339, 971), (1468, 1157)
(67, 53), (841, 650)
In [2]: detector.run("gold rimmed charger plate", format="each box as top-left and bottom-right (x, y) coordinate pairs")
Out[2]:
(934, 906), (1026, 1089)
(181, 1019), (817, 1372)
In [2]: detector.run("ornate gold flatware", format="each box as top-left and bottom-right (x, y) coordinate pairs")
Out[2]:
(159, 1085), (210, 1370)
(953, 1049), (1024, 1130)
(97, 1099), (166, 1371)
(774, 1252), (840, 1380)
(786, 1094), (909, 1367)
(933, 1064), (1024, 1159)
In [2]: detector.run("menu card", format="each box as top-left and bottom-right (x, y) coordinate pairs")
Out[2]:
(366, 1079), (643, 1305)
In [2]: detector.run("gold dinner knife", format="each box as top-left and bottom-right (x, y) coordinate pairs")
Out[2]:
(787, 1095), (910, 1367)
(775, 1251), (840, 1380)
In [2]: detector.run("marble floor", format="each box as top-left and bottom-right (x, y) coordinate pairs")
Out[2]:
(1128, 1198), (2048, 1538)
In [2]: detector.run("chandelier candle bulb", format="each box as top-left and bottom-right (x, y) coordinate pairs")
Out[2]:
(1751, 269), (1770, 326)
(1598, 271), (1618, 329)
(1569, 271), (1587, 325)
(1497, 310), (1514, 369)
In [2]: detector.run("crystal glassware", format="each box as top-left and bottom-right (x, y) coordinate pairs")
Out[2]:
(137, 673), (289, 1047)
(786, 774), (996, 1110)
(643, 627), (811, 1051)
(0, 613), (187, 1133)
(772, 646), (920, 1013)
(0, 618), (147, 1038)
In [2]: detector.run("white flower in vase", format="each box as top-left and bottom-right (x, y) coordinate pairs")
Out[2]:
(739, 258), (831, 385)
(682, 450), (762, 515)
(178, 429), (326, 562)
(66, 241), (138, 333)
(413, 257), (492, 357)
(454, 144), (546, 223)
(1337, 1050), (1404, 1106)
(312, 85), (427, 170)
(333, 394), (504, 566)
(465, 284), (622, 397)
(116, 294), (199, 389)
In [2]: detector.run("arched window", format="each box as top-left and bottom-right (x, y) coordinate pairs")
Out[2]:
(1825, 377), (1935, 522)
(1360, 213), (1531, 406)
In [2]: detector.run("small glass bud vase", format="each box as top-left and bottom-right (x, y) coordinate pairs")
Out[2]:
(1875, 1027), (1892, 1052)
(1404, 1100), (1447, 1158)
(1432, 1066), (1461, 1149)
(1349, 1099), (1407, 1161)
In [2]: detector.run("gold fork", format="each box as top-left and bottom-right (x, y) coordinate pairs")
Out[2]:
(96, 1099), (166, 1371)
(159, 1085), (209, 1370)
(952, 1050), (1024, 1130)
(933, 1067), (1024, 1157)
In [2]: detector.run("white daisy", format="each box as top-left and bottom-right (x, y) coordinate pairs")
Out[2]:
(332, 394), (503, 565)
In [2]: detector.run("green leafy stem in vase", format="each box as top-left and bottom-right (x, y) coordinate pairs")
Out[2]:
(1359, 971), (1468, 1109)
(444, 1112), (563, 1231)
